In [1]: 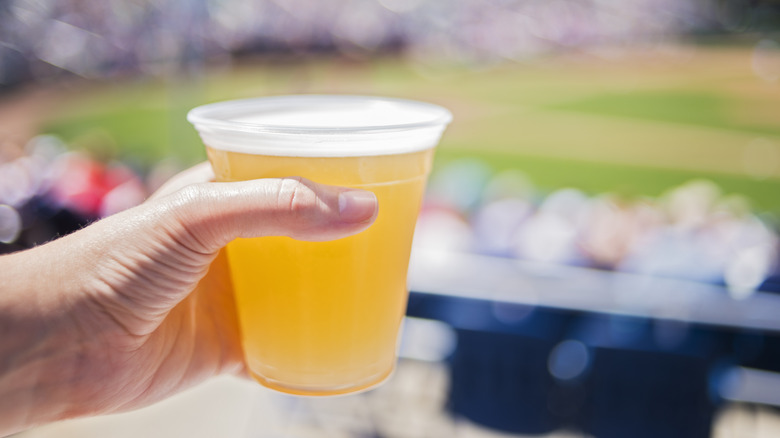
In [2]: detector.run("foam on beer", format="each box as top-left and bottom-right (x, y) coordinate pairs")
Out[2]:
(188, 95), (452, 157)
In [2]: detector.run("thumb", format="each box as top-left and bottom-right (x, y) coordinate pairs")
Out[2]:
(158, 176), (379, 254)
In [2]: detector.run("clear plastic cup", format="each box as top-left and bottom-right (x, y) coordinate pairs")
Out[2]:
(187, 95), (451, 395)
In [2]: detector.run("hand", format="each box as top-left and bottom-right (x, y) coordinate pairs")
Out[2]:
(0, 162), (378, 436)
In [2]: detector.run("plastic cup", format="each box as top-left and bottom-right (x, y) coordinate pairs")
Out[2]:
(187, 95), (451, 395)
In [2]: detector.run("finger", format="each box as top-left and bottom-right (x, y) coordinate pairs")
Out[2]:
(148, 162), (215, 201)
(158, 176), (378, 254)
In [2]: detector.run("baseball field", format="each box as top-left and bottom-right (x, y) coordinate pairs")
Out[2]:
(41, 45), (780, 212)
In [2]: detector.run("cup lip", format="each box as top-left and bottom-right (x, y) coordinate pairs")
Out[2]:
(187, 94), (453, 135)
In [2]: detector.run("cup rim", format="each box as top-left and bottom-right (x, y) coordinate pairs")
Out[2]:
(186, 94), (453, 135)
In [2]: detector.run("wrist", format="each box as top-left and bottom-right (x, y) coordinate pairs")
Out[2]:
(0, 246), (95, 435)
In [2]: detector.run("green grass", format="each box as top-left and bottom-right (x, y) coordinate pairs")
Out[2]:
(47, 106), (196, 164)
(435, 148), (780, 213)
(44, 80), (209, 166)
(41, 49), (780, 213)
(548, 90), (780, 138)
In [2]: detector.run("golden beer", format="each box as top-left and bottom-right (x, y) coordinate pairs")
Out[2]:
(189, 96), (450, 395)
(208, 148), (432, 394)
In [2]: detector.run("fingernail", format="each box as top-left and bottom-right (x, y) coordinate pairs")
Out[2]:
(338, 190), (377, 223)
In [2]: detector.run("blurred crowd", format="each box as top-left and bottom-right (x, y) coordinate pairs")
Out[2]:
(0, 135), (176, 252)
(0, 0), (768, 88)
(415, 159), (780, 298)
(2, 135), (779, 297)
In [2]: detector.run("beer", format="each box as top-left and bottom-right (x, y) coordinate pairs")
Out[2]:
(189, 96), (450, 395)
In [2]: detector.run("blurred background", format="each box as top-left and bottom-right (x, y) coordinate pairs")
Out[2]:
(3, 0), (780, 437)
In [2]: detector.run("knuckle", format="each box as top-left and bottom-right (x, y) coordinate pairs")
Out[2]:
(172, 182), (211, 209)
(276, 177), (319, 216)
(168, 183), (218, 224)
(166, 183), (221, 253)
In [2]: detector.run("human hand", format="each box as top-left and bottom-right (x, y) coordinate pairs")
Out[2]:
(0, 162), (378, 436)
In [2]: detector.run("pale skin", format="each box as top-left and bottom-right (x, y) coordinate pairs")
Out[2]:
(0, 162), (379, 437)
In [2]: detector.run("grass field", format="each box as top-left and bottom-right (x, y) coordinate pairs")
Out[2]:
(42, 45), (780, 212)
